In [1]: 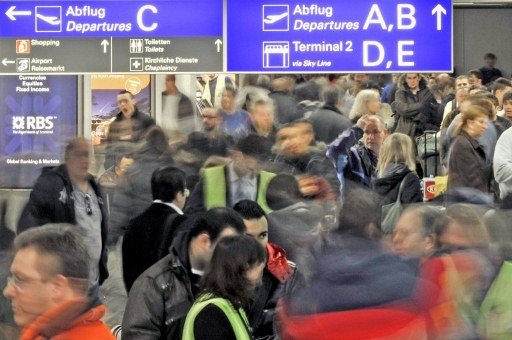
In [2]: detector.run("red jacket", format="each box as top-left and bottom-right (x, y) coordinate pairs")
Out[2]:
(21, 299), (114, 340)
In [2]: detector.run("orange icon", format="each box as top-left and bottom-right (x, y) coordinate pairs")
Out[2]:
(16, 40), (30, 54)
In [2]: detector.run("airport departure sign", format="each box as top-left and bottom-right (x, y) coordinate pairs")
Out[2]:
(0, 0), (453, 74)
(0, 0), (223, 73)
(227, 0), (452, 73)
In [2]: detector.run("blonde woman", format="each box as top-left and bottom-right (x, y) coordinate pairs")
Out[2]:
(349, 89), (395, 129)
(372, 133), (422, 208)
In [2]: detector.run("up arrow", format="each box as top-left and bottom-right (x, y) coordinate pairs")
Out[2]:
(5, 6), (32, 21)
(101, 39), (110, 54)
(215, 39), (222, 53)
(432, 4), (447, 31)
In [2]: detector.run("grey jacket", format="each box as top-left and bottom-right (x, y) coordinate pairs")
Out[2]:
(494, 126), (512, 199)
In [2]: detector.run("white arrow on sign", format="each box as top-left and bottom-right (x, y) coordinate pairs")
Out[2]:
(101, 39), (110, 54)
(1, 58), (15, 66)
(5, 6), (32, 21)
(215, 39), (222, 53)
(432, 4), (447, 31)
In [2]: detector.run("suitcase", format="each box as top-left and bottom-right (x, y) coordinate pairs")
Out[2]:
(416, 130), (443, 177)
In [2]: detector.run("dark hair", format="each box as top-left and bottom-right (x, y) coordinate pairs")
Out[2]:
(503, 91), (512, 104)
(468, 84), (487, 93)
(15, 224), (90, 281)
(200, 235), (266, 308)
(151, 166), (186, 202)
(265, 174), (302, 210)
(233, 200), (266, 220)
(223, 85), (237, 97)
(321, 85), (340, 106)
(404, 205), (449, 239)
(294, 81), (321, 102)
(118, 89), (134, 98)
(234, 134), (270, 160)
(484, 53), (497, 60)
(467, 69), (483, 81)
(189, 207), (246, 242)
(492, 79), (512, 94)
(337, 188), (381, 236)
(64, 138), (89, 161)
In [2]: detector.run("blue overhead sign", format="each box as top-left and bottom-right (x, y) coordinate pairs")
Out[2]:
(227, 0), (453, 72)
(0, 0), (222, 37)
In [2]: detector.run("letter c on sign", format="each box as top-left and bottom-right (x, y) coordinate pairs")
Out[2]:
(137, 5), (158, 32)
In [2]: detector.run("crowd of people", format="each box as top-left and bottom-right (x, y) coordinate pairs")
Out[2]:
(2, 58), (512, 339)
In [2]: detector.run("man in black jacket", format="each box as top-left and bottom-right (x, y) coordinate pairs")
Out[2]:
(122, 166), (189, 292)
(18, 138), (109, 289)
(122, 207), (246, 340)
(104, 90), (155, 169)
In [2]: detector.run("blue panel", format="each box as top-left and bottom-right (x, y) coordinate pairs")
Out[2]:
(0, 0), (222, 38)
(227, 0), (453, 72)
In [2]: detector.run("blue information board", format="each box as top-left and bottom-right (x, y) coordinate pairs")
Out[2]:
(0, 0), (222, 37)
(227, 0), (452, 72)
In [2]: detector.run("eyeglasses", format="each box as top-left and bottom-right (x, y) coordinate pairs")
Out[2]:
(6, 275), (45, 292)
(85, 194), (92, 215)
(201, 115), (218, 119)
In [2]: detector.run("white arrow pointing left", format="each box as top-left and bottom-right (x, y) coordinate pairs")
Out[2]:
(2, 58), (15, 66)
(5, 6), (32, 21)
(432, 4), (447, 31)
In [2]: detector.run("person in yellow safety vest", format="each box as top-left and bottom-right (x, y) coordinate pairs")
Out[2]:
(182, 235), (266, 340)
(186, 134), (275, 215)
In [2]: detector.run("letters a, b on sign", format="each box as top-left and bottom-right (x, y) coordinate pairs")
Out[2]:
(227, 0), (453, 73)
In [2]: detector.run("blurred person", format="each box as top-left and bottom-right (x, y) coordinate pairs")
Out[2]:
(269, 121), (339, 198)
(294, 81), (322, 120)
(186, 134), (275, 214)
(448, 105), (491, 193)
(3, 224), (113, 339)
(392, 73), (438, 137)
(161, 75), (195, 133)
(468, 84), (488, 96)
(372, 133), (422, 234)
(18, 138), (108, 291)
(493, 125), (512, 199)
(194, 108), (234, 157)
(308, 84), (351, 144)
(265, 174), (325, 278)
(98, 152), (134, 189)
(349, 89), (394, 130)
(247, 99), (278, 151)
(479, 53), (503, 85)
(268, 76), (299, 124)
(235, 74), (271, 111)
(327, 115), (388, 195)
(492, 78), (512, 116)
(279, 188), (426, 339)
(182, 235), (266, 340)
(380, 73), (398, 104)
(108, 126), (174, 244)
(233, 200), (302, 339)
(122, 207), (246, 340)
(122, 167), (189, 292)
(468, 69), (484, 86)
(201, 74), (235, 108)
(219, 85), (252, 141)
(105, 90), (155, 169)
(0, 201), (17, 339)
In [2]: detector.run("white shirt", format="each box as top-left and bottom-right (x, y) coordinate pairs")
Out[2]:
(153, 199), (184, 215)
(228, 162), (257, 204)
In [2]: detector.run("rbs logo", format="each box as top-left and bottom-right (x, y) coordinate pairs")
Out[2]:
(12, 116), (55, 130)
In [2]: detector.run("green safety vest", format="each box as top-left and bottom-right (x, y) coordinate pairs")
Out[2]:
(478, 261), (512, 339)
(202, 165), (275, 213)
(182, 296), (251, 340)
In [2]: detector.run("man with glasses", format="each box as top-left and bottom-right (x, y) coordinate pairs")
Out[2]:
(3, 224), (113, 339)
(122, 166), (189, 292)
(18, 138), (109, 294)
(327, 115), (388, 197)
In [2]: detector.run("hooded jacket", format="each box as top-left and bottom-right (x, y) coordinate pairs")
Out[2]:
(17, 165), (109, 284)
(392, 74), (438, 137)
(372, 163), (423, 207)
(21, 299), (113, 340)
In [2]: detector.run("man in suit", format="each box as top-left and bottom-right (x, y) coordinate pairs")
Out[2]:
(122, 166), (188, 292)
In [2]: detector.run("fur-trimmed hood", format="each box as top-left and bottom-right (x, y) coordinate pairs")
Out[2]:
(396, 74), (430, 92)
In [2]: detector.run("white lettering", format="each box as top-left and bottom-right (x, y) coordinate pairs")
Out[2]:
(137, 5), (158, 32)
(398, 40), (415, 66)
(363, 4), (387, 30)
(363, 41), (385, 66)
(397, 4), (416, 30)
